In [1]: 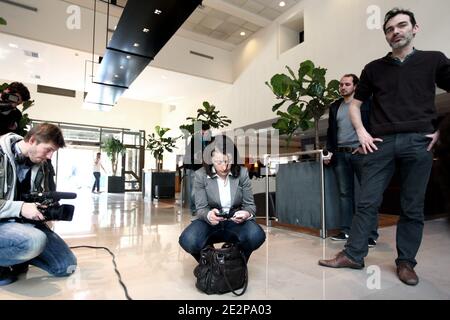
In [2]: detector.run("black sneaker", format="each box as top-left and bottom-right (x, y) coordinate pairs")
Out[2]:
(0, 266), (18, 286)
(368, 238), (377, 248)
(331, 232), (349, 241)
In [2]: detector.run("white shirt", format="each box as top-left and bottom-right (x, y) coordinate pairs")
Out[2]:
(216, 174), (232, 213)
(93, 160), (102, 172)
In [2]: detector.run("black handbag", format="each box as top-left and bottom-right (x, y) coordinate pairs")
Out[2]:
(193, 243), (248, 296)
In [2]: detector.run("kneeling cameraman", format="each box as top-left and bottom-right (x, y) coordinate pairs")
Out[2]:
(0, 123), (77, 286)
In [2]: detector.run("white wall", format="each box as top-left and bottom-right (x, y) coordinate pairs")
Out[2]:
(0, 0), (233, 83)
(162, 0), (450, 134)
(1, 79), (162, 169)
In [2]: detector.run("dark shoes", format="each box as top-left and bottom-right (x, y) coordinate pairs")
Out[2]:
(0, 267), (18, 286)
(331, 232), (348, 241)
(318, 251), (364, 269)
(331, 233), (377, 248)
(397, 262), (419, 286)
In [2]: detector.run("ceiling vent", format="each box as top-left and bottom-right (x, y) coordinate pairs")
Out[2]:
(24, 50), (39, 58)
(0, 0), (38, 12)
(189, 50), (214, 60)
(37, 85), (76, 98)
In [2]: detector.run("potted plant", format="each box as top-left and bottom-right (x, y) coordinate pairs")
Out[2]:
(266, 60), (340, 149)
(179, 101), (232, 136)
(265, 60), (341, 233)
(102, 136), (126, 193)
(146, 126), (179, 171)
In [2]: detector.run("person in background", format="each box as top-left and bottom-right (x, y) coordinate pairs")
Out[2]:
(92, 152), (106, 193)
(325, 74), (378, 247)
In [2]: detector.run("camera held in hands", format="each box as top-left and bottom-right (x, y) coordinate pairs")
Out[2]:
(22, 191), (77, 221)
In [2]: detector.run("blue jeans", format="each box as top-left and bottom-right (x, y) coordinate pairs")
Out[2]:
(179, 219), (266, 261)
(344, 133), (433, 266)
(333, 151), (378, 239)
(92, 172), (100, 192)
(0, 221), (77, 276)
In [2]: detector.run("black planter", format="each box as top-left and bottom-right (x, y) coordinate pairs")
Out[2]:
(108, 176), (125, 193)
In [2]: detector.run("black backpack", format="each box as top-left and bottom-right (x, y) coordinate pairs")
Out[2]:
(193, 243), (248, 295)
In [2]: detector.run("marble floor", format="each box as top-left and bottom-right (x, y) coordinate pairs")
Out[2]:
(1, 191), (449, 300)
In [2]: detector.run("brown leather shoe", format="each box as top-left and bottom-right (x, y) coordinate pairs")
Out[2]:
(318, 251), (364, 269)
(397, 262), (419, 286)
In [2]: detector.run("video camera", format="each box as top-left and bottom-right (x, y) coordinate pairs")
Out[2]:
(0, 93), (23, 134)
(22, 191), (77, 221)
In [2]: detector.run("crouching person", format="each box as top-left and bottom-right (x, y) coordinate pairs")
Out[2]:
(179, 135), (266, 263)
(0, 123), (77, 286)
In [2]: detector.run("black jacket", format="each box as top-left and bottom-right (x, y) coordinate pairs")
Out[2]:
(326, 98), (371, 165)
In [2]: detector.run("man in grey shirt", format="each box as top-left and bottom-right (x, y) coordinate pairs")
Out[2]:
(325, 74), (378, 246)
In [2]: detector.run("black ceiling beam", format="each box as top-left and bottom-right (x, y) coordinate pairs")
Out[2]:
(85, 0), (202, 107)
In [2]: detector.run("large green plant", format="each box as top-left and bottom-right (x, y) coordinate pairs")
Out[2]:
(266, 60), (340, 149)
(179, 101), (231, 135)
(0, 82), (35, 136)
(101, 137), (125, 176)
(146, 126), (179, 171)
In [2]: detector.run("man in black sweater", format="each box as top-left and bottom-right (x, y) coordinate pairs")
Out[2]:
(319, 8), (450, 286)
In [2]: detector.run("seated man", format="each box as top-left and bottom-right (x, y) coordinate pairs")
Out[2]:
(179, 135), (266, 262)
(0, 123), (77, 286)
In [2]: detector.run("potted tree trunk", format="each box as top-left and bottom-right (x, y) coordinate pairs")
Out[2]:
(102, 136), (126, 193)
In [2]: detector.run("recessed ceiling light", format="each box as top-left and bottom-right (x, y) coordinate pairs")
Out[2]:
(279, 1), (286, 7)
(114, 74), (119, 78)
(119, 65), (124, 69)
(126, 55), (131, 59)
(240, 31), (246, 36)
(8, 43), (19, 48)
(133, 43), (139, 47)
(154, 9), (162, 15)
(143, 28), (150, 33)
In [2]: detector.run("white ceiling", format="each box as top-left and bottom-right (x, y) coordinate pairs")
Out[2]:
(0, 0), (301, 105)
(0, 32), (230, 104)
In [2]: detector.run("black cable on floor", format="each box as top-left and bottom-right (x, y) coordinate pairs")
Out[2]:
(69, 245), (132, 300)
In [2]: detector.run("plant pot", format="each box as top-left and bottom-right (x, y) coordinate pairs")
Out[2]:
(108, 176), (125, 193)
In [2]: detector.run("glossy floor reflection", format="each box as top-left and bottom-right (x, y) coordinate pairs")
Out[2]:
(1, 191), (449, 300)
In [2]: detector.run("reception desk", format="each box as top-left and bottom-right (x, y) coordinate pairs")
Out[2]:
(142, 170), (175, 199)
(275, 161), (341, 231)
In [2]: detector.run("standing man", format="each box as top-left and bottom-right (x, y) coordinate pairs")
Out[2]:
(325, 74), (378, 247)
(182, 123), (212, 213)
(0, 123), (77, 285)
(319, 8), (450, 286)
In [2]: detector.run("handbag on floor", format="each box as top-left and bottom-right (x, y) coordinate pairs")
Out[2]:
(193, 243), (248, 296)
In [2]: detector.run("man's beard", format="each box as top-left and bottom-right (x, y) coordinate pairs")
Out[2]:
(389, 31), (414, 49)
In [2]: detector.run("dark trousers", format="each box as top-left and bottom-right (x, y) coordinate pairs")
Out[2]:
(92, 172), (100, 192)
(344, 133), (433, 266)
(179, 219), (266, 261)
(333, 151), (378, 239)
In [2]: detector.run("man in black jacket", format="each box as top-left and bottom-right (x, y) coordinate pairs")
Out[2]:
(319, 8), (450, 286)
(325, 74), (378, 246)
